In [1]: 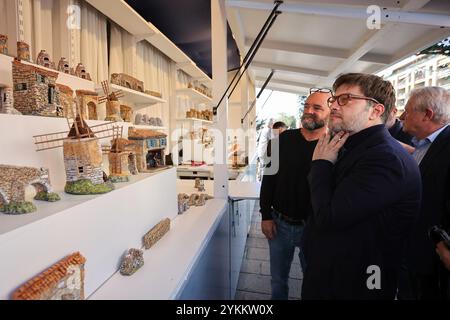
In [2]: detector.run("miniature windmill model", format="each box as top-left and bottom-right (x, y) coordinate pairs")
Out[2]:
(33, 100), (119, 194)
(99, 80), (125, 122)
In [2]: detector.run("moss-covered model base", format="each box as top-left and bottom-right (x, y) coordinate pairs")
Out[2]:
(109, 175), (129, 183)
(34, 192), (61, 202)
(65, 179), (114, 195)
(0, 201), (36, 214)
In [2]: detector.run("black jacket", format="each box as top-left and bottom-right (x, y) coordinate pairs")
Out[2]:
(388, 119), (413, 146)
(302, 125), (422, 299)
(406, 126), (450, 275)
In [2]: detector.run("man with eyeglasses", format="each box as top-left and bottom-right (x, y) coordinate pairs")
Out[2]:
(259, 87), (331, 300)
(301, 73), (422, 299)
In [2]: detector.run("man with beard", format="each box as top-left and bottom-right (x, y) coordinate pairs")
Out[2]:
(259, 88), (331, 300)
(302, 73), (422, 299)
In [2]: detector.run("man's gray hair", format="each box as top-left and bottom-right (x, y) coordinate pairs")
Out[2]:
(409, 87), (450, 125)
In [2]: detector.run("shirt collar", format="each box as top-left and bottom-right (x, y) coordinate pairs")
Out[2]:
(412, 124), (449, 147)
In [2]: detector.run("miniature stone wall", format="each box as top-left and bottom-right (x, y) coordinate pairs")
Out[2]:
(63, 139), (104, 185)
(0, 165), (52, 205)
(0, 87), (21, 114)
(108, 152), (130, 176)
(76, 91), (98, 120)
(143, 218), (171, 249)
(111, 73), (144, 92)
(56, 84), (74, 118)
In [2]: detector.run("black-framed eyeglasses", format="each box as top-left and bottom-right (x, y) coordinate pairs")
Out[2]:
(327, 93), (381, 108)
(310, 88), (332, 94)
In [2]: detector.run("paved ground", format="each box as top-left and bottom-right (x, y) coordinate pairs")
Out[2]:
(234, 205), (303, 300)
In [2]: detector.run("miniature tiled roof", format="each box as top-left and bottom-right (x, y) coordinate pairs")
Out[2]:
(12, 59), (59, 78)
(56, 84), (73, 95)
(68, 115), (96, 138)
(11, 252), (86, 300)
(128, 127), (167, 139)
(76, 89), (98, 96)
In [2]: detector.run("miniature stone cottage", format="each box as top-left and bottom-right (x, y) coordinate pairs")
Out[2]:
(56, 84), (75, 118)
(76, 90), (99, 120)
(12, 252), (86, 300)
(120, 105), (133, 122)
(111, 73), (144, 92)
(58, 57), (71, 74)
(17, 41), (31, 61)
(0, 86), (21, 114)
(12, 59), (62, 117)
(108, 137), (138, 182)
(0, 34), (8, 55)
(75, 63), (91, 81)
(127, 127), (168, 172)
(0, 165), (59, 214)
(36, 50), (55, 69)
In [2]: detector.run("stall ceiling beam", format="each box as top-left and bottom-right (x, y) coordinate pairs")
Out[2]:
(256, 77), (314, 89)
(226, 0), (450, 27)
(252, 61), (328, 78)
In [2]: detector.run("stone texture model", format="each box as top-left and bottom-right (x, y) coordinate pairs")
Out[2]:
(178, 193), (190, 214)
(194, 178), (205, 192)
(143, 218), (170, 250)
(0, 165), (60, 214)
(120, 105), (132, 123)
(134, 113), (164, 127)
(63, 116), (114, 194)
(36, 50), (55, 69)
(0, 34), (8, 55)
(17, 41), (31, 61)
(76, 90), (99, 120)
(56, 84), (75, 118)
(187, 193), (213, 207)
(11, 252), (86, 300)
(127, 127), (168, 172)
(120, 249), (144, 276)
(98, 81), (124, 122)
(108, 137), (138, 183)
(58, 57), (71, 74)
(12, 59), (63, 117)
(0, 86), (21, 114)
(186, 108), (213, 121)
(111, 73), (144, 92)
(74, 63), (91, 81)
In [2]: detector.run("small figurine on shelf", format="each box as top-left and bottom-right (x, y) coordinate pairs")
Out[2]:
(11, 252), (86, 300)
(0, 165), (60, 215)
(58, 57), (71, 74)
(111, 73), (144, 92)
(128, 127), (168, 172)
(0, 34), (8, 55)
(17, 41), (31, 61)
(36, 50), (55, 69)
(76, 90), (99, 120)
(194, 178), (205, 192)
(0, 86), (21, 115)
(98, 81), (124, 122)
(75, 63), (91, 81)
(143, 218), (171, 249)
(107, 130), (139, 183)
(120, 105), (133, 123)
(178, 193), (190, 214)
(120, 249), (144, 276)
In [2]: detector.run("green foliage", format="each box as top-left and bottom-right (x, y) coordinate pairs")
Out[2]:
(419, 37), (450, 56)
(34, 192), (61, 202)
(0, 201), (36, 214)
(277, 112), (297, 129)
(65, 179), (114, 195)
(108, 175), (129, 183)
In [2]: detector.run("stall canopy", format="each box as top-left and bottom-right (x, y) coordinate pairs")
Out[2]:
(226, 0), (450, 94)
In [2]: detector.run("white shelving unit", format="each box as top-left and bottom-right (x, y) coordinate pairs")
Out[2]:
(176, 88), (212, 104)
(95, 83), (166, 108)
(176, 118), (214, 125)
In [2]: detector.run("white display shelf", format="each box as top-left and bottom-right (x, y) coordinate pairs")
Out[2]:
(89, 196), (227, 300)
(176, 118), (214, 125)
(95, 83), (166, 108)
(0, 168), (178, 300)
(130, 124), (168, 131)
(176, 88), (213, 104)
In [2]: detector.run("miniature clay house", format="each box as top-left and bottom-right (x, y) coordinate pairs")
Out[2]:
(75, 63), (91, 81)
(120, 105), (132, 122)
(0, 86), (21, 114)
(108, 137), (138, 182)
(127, 127), (168, 172)
(56, 84), (75, 118)
(11, 252), (86, 300)
(12, 59), (63, 117)
(0, 165), (60, 214)
(17, 41), (31, 61)
(98, 81), (124, 122)
(111, 73), (144, 92)
(0, 34), (8, 55)
(58, 57), (71, 74)
(76, 90), (99, 120)
(36, 50), (55, 69)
